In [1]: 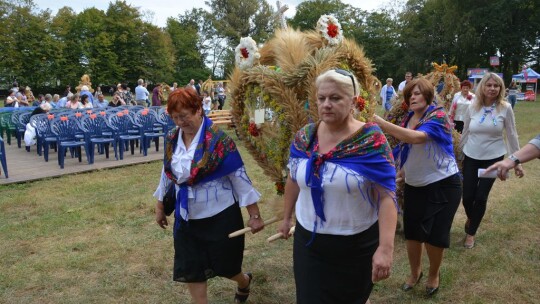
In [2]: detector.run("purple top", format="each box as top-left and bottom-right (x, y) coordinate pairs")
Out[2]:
(152, 86), (161, 106)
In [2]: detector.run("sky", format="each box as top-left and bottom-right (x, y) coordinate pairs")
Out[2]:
(35, 0), (383, 28)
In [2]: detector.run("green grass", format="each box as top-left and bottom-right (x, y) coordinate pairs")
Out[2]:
(0, 100), (539, 303)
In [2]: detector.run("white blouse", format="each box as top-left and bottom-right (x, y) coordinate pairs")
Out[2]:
(402, 138), (459, 187)
(153, 123), (260, 220)
(460, 103), (520, 160)
(289, 158), (379, 236)
(449, 92), (474, 122)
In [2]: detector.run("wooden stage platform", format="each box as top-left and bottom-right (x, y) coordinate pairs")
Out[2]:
(0, 139), (163, 185)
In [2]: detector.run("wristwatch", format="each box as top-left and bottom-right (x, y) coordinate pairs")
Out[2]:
(508, 154), (521, 165)
(250, 214), (260, 219)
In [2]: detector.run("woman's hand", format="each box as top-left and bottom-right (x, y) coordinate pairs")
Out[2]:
(372, 245), (393, 282)
(396, 169), (405, 184)
(155, 201), (168, 229)
(247, 216), (265, 234)
(514, 164), (525, 178)
(277, 218), (294, 240)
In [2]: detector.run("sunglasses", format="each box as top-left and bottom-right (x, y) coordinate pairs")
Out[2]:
(334, 69), (357, 96)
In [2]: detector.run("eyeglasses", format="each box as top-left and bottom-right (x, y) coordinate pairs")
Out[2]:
(334, 69), (357, 96)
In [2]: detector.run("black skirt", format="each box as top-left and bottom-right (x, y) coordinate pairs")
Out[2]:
(403, 173), (462, 248)
(173, 203), (245, 283)
(293, 222), (379, 304)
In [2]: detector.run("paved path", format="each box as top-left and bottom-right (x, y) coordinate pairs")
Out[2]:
(0, 139), (163, 185)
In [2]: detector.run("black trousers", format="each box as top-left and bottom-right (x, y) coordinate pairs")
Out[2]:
(462, 155), (503, 236)
(217, 96), (226, 110)
(454, 121), (464, 134)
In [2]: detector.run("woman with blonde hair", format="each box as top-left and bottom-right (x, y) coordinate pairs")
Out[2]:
(279, 69), (397, 304)
(459, 72), (523, 249)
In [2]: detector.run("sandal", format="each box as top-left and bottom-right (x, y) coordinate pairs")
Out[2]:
(234, 273), (253, 303)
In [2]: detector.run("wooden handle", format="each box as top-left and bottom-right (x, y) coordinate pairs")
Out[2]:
(266, 226), (296, 243)
(228, 216), (279, 238)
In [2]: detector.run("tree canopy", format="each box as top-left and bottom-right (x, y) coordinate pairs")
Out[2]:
(0, 0), (539, 91)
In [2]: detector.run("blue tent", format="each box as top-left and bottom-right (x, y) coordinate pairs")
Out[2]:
(512, 67), (540, 79)
(512, 68), (539, 100)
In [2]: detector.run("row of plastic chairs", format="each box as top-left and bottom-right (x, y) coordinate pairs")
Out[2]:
(29, 108), (175, 168)
(1, 105), (165, 148)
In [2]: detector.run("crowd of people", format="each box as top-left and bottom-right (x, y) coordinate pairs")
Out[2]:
(4, 78), (228, 113)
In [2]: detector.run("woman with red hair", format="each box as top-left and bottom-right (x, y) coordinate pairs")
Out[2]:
(448, 80), (475, 133)
(153, 88), (264, 303)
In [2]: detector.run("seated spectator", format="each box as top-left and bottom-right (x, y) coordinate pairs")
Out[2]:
(66, 93), (82, 109)
(95, 93), (109, 108)
(16, 92), (29, 107)
(42, 94), (53, 108)
(80, 94), (93, 109)
(24, 103), (52, 150)
(51, 94), (60, 108)
(5, 89), (17, 107)
(108, 92), (126, 107)
(80, 85), (95, 107)
(57, 96), (68, 108)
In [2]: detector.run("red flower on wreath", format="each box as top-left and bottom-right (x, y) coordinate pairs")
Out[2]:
(240, 48), (249, 59)
(401, 101), (409, 111)
(327, 23), (338, 38)
(275, 181), (285, 195)
(436, 111), (445, 118)
(356, 96), (366, 112)
(248, 122), (259, 137)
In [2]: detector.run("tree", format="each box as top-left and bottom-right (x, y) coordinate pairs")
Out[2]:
(289, 0), (363, 34)
(352, 9), (401, 80)
(205, 0), (275, 76)
(166, 8), (212, 84)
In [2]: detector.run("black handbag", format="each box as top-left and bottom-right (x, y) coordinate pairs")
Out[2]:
(162, 183), (176, 216)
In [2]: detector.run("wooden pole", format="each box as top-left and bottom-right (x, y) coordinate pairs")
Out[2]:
(266, 226), (295, 243)
(228, 216), (280, 238)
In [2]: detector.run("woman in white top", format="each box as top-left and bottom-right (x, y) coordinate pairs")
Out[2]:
(374, 78), (461, 297)
(459, 72), (524, 249)
(80, 94), (93, 109)
(154, 88), (264, 304)
(448, 80), (474, 133)
(278, 69), (397, 304)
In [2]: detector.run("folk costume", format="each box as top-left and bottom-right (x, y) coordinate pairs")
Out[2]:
(154, 116), (260, 282)
(288, 122), (396, 304)
(394, 105), (461, 248)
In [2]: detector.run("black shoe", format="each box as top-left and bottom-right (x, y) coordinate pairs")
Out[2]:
(401, 272), (423, 291)
(425, 286), (439, 296)
(234, 273), (253, 303)
(425, 273), (440, 296)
